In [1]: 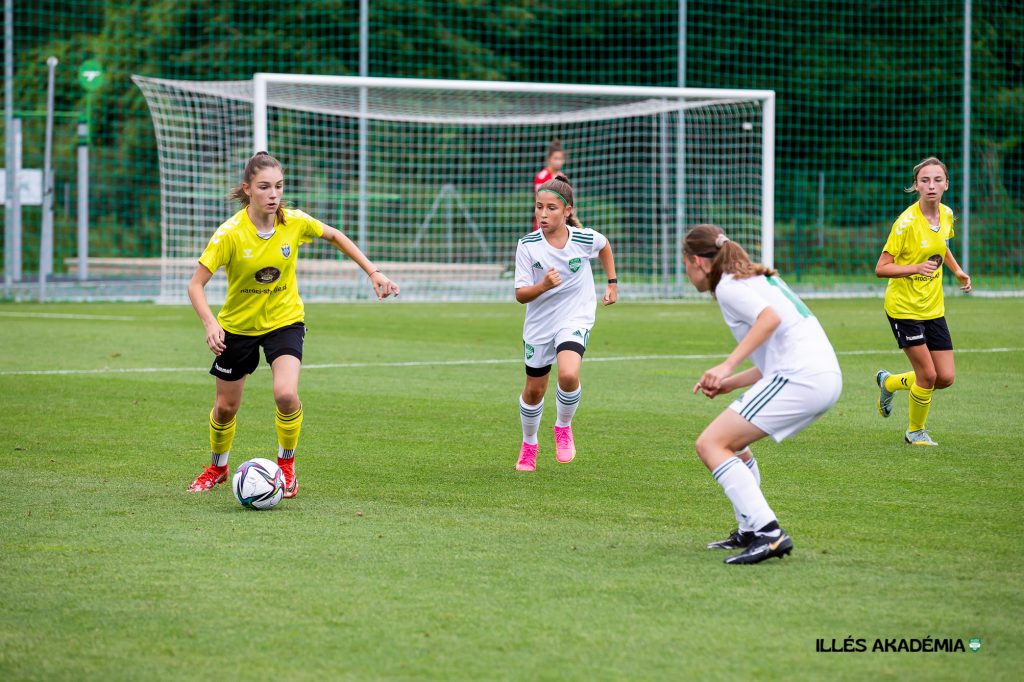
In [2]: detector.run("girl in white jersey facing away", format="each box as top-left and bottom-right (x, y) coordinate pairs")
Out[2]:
(683, 224), (842, 565)
(513, 177), (618, 471)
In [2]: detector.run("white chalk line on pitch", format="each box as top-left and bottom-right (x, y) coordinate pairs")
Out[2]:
(0, 347), (1020, 377)
(0, 311), (182, 321)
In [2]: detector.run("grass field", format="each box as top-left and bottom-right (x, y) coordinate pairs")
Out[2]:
(1, 297), (1022, 681)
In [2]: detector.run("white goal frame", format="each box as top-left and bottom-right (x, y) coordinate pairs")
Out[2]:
(252, 73), (776, 269)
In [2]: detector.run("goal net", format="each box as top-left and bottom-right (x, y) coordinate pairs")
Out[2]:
(133, 74), (773, 303)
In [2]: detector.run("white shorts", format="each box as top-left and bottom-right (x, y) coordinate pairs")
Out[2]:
(729, 370), (842, 442)
(524, 327), (590, 372)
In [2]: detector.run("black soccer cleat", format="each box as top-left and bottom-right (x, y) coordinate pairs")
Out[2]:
(724, 531), (793, 565)
(706, 529), (755, 550)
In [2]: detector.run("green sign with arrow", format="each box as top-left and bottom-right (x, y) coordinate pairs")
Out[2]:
(78, 60), (104, 92)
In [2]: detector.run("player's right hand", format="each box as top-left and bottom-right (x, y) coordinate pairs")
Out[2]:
(914, 259), (939, 276)
(543, 268), (562, 290)
(205, 322), (226, 356)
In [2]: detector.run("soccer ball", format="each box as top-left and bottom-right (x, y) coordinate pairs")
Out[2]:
(232, 458), (285, 510)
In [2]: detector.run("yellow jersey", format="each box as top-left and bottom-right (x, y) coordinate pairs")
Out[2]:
(882, 202), (954, 320)
(199, 207), (326, 335)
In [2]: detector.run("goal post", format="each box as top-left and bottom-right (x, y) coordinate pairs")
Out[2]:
(135, 73), (774, 303)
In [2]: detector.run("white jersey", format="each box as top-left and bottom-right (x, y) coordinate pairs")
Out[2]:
(715, 273), (840, 377)
(514, 226), (608, 343)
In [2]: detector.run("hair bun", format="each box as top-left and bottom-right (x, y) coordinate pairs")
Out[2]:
(254, 150), (269, 157)
(554, 174), (570, 183)
(714, 234), (730, 248)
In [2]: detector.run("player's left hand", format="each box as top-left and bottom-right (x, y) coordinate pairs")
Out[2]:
(603, 284), (618, 306)
(955, 270), (971, 293)
(370, 271), (400, 299)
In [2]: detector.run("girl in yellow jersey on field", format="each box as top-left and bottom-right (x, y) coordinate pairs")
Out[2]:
(874, 157), (971, 446)
(186, 152), (399, 495)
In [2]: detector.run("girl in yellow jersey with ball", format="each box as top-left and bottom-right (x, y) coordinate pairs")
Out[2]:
(187, 152), (399, 495)
(874, 157), (971, 446)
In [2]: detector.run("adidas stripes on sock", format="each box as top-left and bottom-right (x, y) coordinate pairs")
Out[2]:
(712, 456), (777, 534)
(555, 385), (581, 427)
(520, 397), (544, 445)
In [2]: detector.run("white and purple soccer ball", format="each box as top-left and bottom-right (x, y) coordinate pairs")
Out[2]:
(232, 458), (285, 510)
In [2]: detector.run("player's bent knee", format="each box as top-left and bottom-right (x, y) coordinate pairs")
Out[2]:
(213, 402), (239, 422)
(935, 374), (954, 390)
(274, 391), (300, 412)
(915, 370), (937, 389)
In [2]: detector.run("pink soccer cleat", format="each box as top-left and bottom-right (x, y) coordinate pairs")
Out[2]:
(516, 442), (538, 471)
(188, 464), (227, 492)
(554, 425), (576, 463)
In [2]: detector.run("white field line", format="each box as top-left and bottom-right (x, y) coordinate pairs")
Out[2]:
(0, 347), (1020, 378)
(0, 312), (182, 321)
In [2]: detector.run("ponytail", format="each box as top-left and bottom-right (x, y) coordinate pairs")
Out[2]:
(682, 224), (775, 293)
(230, 151), (287, 226)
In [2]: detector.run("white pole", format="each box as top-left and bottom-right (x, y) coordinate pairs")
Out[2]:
(357, 0), (369, 249)
(77, 119), (89, 281)
(761, 94), (776, 269)
(659, 112), (670, 295)
(3, 0), (14, 294)
(253, 73), (268, 152)
(39, 56), (57, 302)
(675, 0), (687, 289)
(961, 0), (971, 274)
(10, 116), (20, 281)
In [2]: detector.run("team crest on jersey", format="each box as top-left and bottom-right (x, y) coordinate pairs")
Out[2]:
(254, 267), (281, 284)
(281, 244), (291, 258)
(568, 257), (582, 273)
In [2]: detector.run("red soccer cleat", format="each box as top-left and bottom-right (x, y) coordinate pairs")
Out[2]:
(278, 458), (298, 498)
(188, 464), (227, 492)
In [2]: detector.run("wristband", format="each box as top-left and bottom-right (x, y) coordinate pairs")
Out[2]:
(607, 278), (618, 284)
(368, 269), (381, 278)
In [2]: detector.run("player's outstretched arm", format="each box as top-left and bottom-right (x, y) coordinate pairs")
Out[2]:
(943, 248), (972, 292)
(693, 366), (762, 399)
(598, 242), (618, 306)
(187, 264), (226, 356)
(875, 250), (936, 279)
(320, 225), (399, 300)
(698, 307), (780, 393)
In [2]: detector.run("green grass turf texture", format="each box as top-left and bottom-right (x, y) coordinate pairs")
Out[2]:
(1, 297), (1022, 681)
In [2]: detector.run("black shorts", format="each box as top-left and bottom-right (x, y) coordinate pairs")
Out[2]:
(210, 322), (306, 381)
(886, 315), (953, 351)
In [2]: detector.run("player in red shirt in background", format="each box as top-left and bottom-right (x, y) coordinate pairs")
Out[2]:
(532, 139), (567, 230)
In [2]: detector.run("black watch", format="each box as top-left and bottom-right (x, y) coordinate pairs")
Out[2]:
(607, 278), (618, 284)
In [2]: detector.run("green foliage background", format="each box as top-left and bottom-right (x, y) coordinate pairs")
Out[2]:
(2, 0), (1022, 285)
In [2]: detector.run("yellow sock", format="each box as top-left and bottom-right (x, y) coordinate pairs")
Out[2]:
(885, 371), (915, 392)
(209, 411), (236, 466)
(276, 404), (303, 458)
(908, 384), (933, 432)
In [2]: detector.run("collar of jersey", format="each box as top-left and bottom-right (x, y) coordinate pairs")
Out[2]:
(539, 225), (572, 251)
(240, 209), (277, 240)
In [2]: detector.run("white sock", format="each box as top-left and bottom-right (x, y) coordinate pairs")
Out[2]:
(732, 450), (760, 532)
(520, 397), (544, 445)
(712, 456), (776, 533)
(743, 455), (761, 486)
(278, 447), (295, 460)
(555, 385), (581, 427)
(211, 451), (229, 467)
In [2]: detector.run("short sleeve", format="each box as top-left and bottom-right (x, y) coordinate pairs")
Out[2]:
(514, 242), (534, 289)
(292, 209), (326, 245)
(198, 228), (230, 273)
(588, 229), (609, 258)
(715, 278), (769, 326)
(882, 219), (905, 259)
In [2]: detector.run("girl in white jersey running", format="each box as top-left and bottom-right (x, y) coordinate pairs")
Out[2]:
(683, 224), (842, 565)
(513, 177), (618, 471)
